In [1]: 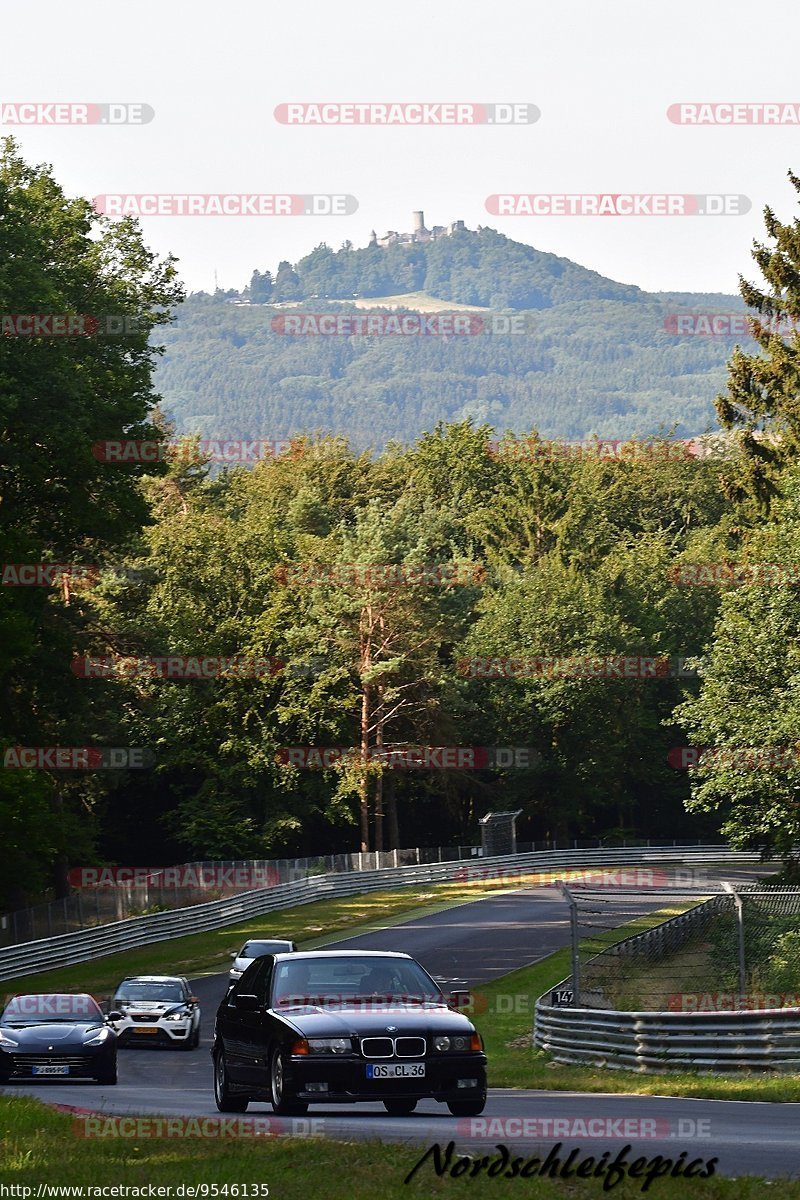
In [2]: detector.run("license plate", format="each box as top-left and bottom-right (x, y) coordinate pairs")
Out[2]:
(133, 1026), (159, 1034)
(366, 1062), (425, 1079)
(32, 1064), (69, 1075)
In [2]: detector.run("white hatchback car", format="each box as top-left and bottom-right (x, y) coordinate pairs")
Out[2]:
(229, 938), (297, 981)
(111, 975), (201, 1049)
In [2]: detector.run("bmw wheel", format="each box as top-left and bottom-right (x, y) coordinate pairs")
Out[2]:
(269, 1048), (308, 1116)
(213, 1048), (249, 1112)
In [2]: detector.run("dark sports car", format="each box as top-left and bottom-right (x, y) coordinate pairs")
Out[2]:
(212, 950), (487, 1116)
(0, 993), (120, 1083)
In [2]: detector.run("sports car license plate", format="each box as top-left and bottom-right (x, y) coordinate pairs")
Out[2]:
(32, 1064), (69, 1075)
(133, 1026), (158, 1034)
(366, 1063), (425, 1079)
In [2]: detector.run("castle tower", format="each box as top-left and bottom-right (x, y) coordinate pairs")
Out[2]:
(412, 210), (426, 234)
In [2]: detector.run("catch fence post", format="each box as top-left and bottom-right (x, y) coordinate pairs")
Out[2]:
(558, 882), (580, 1005)
(723, 882), (746, 994)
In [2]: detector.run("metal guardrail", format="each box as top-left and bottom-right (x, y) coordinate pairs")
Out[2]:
(0, 845), (760, 985)
(534, 1003), (800, 1073)
(535, 890), (800, 1072)
(2, 837), (722, 948)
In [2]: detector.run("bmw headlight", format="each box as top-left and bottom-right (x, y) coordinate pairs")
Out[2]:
(0, 1030), (19, 1049)
(84, 1028), (110, 1046)
(164, 1009), (191, 1022)
(306, 1037), (350, 1055)
(435, 1034), (472, 1052)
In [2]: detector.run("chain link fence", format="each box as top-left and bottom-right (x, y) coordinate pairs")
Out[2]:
(0, 838), (723, 949)
(560, 882), (800, 1012)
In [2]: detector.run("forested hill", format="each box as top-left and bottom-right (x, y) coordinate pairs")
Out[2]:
(155, 226), (748, 449)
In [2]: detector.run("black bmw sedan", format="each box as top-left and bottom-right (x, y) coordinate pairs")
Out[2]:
(0, 993), (119, 1083)
(212, 950), (487, 1117)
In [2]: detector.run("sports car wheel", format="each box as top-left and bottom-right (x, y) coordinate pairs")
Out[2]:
(269, 1048), (308, 1116)
(383, 1098), (417, 1115)
(95, 1060), (117, 1085)
(214, 1049), (249, 1112)
(184, 1023), (200, 1050)
(446, 1096), (486, 1116)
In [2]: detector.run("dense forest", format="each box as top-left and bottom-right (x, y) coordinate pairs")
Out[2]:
(4, 139), (800, 911)
(155, 229), (749, 448)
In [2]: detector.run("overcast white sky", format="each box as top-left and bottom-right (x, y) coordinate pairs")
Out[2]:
(2, 1), (797, 296)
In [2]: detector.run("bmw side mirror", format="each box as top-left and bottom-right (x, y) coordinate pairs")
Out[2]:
(448, 990), (471, 1011)
(234, 993), (261, 1011)
(107, 1011), (123, 1022)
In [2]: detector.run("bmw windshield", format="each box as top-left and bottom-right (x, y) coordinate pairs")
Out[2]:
(270, 957), (445, 1008)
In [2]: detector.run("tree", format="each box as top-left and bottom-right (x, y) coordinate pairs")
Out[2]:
(716, 170), (800, 508)
(0, 138), (183, 904)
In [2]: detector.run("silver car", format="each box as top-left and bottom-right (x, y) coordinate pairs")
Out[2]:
(229, 939), (297, 981)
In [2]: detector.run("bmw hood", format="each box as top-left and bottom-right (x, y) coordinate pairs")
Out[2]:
(272, 1003), (476, 1038)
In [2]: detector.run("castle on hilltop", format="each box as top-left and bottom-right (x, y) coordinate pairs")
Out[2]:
(369, 211), (467, 249)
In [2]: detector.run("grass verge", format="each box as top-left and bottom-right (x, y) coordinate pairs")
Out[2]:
(0, 1095), (790, 1197)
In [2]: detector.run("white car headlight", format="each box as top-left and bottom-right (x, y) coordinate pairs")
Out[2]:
(307, 1037), (350, 1055)
(164, 1009), (191, 1022)
(84, 1028), (110, 1046)
(0, 1030), (19, 1049)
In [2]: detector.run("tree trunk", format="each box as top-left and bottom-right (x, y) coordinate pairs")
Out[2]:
(386, 773), (399, 850)
(359, 603), (373, 852)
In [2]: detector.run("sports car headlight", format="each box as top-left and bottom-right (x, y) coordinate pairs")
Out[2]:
(164, 1009), (191, 1022)
(84, 1028), (111, 1046)
(306, 1037), (350, 1055)
(0, 1030), (19, 1049)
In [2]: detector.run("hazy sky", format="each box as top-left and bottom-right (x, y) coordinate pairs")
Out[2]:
(2, 2), (797, 296)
